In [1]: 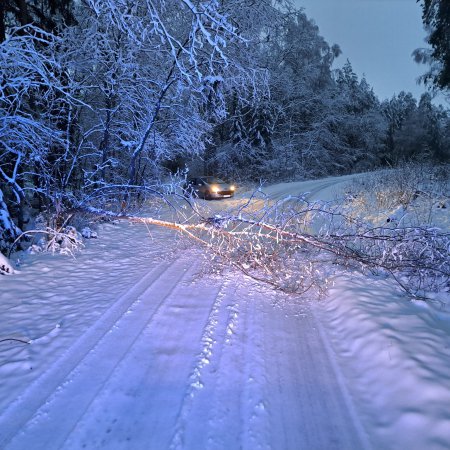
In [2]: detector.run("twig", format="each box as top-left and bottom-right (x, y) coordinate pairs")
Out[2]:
(0, 337), (30, 344)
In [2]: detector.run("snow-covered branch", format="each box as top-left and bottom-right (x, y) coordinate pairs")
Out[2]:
(82, 194), (449, 299)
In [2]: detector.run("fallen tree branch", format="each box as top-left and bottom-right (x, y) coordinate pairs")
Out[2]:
(73, 201), (450, 299)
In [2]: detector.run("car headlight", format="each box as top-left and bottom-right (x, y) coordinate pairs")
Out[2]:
(211, 185), (219, 193)
(230, 185), (235, 191)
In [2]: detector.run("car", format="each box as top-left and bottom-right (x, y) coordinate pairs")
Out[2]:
(183, 176), (236, 200)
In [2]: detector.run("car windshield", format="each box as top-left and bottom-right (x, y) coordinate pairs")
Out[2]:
(202, 177), (226, 184)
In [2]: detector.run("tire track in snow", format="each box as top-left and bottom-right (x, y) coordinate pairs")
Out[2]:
(260, 296), (369, 450)
(168, 276), (241, 450)
(269, 180), (339, 201)
(240, 290), (271, 450)
(59, 256), (227, 449)
(201, 278), (244, 450)
(311, 304), (372, 450)
(185, 279), (272, 450)
(262, 175), (355, 203)
(0, 256), (195, 449)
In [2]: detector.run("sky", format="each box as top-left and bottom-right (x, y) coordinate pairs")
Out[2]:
(294, 0), (432, 102)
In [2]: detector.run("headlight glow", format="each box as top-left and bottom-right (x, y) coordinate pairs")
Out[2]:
(211, 185), (219, 193)
(230, 185), (235, 191)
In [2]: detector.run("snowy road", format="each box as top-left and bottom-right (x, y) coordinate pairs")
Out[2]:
(0, 251), (367, 449)
(4, 174), (448, 449)
(254, 173), (356, 202)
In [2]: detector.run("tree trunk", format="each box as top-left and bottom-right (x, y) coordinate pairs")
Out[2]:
(0, 187), (22, 254)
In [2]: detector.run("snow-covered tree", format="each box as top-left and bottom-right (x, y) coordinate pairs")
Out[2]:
(206, 6), (345, 181)
(328, 62), (387, 172)
(61, 0), (253, 200)
(0, 26), (81, 226)
(381, 91), (417, 163)
(381, 91), (449, 163)
(393, 93), (450, 162)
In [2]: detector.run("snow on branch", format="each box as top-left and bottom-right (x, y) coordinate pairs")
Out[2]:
(86, 0), (240, 84)
(84, 195), (450, 299)
(0, 25), (84, 205)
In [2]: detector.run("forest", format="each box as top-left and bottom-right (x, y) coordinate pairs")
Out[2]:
(0, 0), (449, 255)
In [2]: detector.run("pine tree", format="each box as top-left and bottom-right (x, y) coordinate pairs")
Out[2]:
(415, 0), (450, 90)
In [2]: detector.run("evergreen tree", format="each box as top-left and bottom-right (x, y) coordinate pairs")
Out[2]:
(381, 92), (417, 163)
(415, 0), (450, 90)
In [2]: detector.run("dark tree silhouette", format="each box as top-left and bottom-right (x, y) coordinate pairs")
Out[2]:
(0, 0), (75, 41)
(416, 0), (450, 90)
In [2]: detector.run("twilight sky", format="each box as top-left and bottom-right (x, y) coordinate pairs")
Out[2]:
(295, 0), (430, 102)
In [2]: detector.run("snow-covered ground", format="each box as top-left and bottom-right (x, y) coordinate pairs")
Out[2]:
(0, 175), (449, 449)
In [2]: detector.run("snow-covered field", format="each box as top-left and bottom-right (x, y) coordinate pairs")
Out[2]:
(0, 175), (449, 449)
